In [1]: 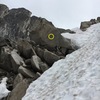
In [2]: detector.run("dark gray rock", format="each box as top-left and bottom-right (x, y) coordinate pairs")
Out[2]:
(80, 21), (91, 31)
(0, 68), (7, 77)
(43, 49), (60, 66)
(17, 40), (36, 59)
(18, 66), (36, 78)
(59, 47), (67, 56)
(57, 28), (75, 34)
(35, 47), (44, 60)
(97, 17), (100, 22)
(90, 19), (96, 24)
(7, 79), (30, 100)
(25, 59), (31, 65)
(39, 62), (49, 73)
(0, 46), (12, 72)
(3, 8), (31, 39)
(13, 73), (24, 88)
(31, 55), (42, 72)
(29, 16), (74, 51)
(0, 4), (9, 18)
(0, 37), (11, 47)
(10, 49), (26, 73)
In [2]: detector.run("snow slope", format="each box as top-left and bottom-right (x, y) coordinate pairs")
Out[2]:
(0, 77), (10, 99)
(62, 24), (100, 47)
(22, 23), (100, 100)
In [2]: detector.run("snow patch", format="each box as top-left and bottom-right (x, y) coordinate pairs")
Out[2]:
(22, 23), (100, 100)
(0, 77), (10, 99)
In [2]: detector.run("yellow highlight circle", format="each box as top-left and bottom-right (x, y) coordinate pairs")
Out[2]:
(48, 33), (55, 40)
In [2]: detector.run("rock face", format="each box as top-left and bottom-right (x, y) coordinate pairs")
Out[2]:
(0, 4), (9, 18)
(29, 17), (74, 51)
(0, 8), (31, 39)
(17, 40), (36, 59)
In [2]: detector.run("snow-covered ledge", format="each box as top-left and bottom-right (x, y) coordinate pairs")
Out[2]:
(22, 23), (100, 100)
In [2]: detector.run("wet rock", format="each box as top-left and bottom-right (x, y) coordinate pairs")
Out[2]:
(18, 66), (36, 78)
(17, 40), (36, 59)
(43, 49), (60, 66)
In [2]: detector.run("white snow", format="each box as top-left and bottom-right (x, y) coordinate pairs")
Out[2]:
(0, 77), (10, 99)
(62, 24), (100, 47)
(22, 23), (100, 100)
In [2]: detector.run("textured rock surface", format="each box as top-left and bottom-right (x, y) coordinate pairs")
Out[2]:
(43, 49), (60, 66)
(17, 40), (36, 59)
(7, 79), (30, 100)
(18, 66), (36, 78)
(0, 4), (9, 18)
(31, 55), (42, 72)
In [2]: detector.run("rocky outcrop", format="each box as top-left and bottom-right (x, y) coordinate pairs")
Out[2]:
(29, 17), (74, 51)
(0, 4), (9, 18)
(0, 4), (77, 100)
(80, 17), (100, 31)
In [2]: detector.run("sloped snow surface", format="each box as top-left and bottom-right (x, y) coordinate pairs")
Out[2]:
(22, 23), (100, 100)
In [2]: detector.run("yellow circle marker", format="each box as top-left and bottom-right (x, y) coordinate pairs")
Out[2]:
(48, 33), (55, 40)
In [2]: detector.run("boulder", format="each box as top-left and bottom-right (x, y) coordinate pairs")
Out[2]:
(31, 55), (42, 72)
(80, 21), (91, 31)
(10, 49), (26, 73)
(35, 47), (44, 60)
(18, 66), (36, 78)
(97, 17), (100, 22)
(13, 73), (24, 88)
(43, 49), (60, 66)
(39, 62), (49, 73)
(90, 19), (96, 24)
(29, 16), (74, 51)
(7, 79), (30, 100)
(17, 40), (36, 59)
(0, 4), (9, 18)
